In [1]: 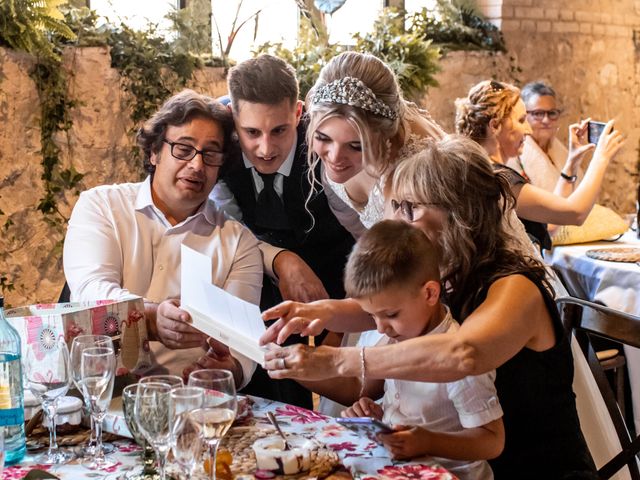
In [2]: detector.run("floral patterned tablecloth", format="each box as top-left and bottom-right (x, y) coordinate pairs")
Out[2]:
(2, 396), (456, 480)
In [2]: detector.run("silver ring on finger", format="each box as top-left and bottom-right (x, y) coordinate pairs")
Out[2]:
(280, 358), (287, 369)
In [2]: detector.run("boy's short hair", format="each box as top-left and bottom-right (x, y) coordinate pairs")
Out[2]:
(345, 220), (440, 298)
(227, 54), (299, 112)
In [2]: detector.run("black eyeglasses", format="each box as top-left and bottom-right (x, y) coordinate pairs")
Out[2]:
(391, 199), (431, 222)
(526, 109), (562, 121)
(489, 80), (505, 92)
(163, 139), (224, 167)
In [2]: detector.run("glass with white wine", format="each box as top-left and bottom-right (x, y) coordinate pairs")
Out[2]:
(187, 370), (237, 480)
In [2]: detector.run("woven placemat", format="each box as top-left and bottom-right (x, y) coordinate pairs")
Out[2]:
(27, 425), (120, 448)
(586, 247), (640, 263)
(220, 427), (340, 479)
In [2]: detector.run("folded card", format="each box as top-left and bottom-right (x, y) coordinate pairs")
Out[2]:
(180, 244), (267, 364)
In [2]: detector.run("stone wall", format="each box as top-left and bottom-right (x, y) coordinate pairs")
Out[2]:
(0, 46), (226, 306)
(1, 0), (639, 304)
(475, 0), (640, 213)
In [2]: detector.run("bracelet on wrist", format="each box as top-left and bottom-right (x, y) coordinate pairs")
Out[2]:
(560, 171), (577, 183)
(358, 347), (366, 398)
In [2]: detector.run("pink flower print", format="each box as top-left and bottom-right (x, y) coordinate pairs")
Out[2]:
(321, 423), (344, 437)
(125, 309), (144, 327)
(96, 299), (116, 306)
(2, 464), (52, 480)
(35, 303), (56, 309)
(100, 461), (123, 473)
(117, 442), (142, 453)
(91, 305), (121, 336)
(274, 404), (328, 424)
(66, 320), (85, 340)
(376, 464), (457, 479)
(26, 316), (61, 361)
(327, 441), (358, 452)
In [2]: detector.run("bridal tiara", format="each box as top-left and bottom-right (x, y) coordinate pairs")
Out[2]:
(311, 76), (398, 120)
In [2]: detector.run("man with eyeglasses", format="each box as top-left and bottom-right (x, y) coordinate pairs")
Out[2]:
(507, 81), (593, 193)
(63, 90), (262, 388)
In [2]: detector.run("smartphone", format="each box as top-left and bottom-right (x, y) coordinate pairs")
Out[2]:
(588, 121), (607, 144)
(336, 417), (393, 441)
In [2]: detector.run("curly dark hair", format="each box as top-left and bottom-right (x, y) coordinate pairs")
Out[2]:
(136, 89), (234, 175)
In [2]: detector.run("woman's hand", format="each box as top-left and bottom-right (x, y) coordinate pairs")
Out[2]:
(341, 397), (383, 419)
(566, 119), (595, 171)
(259, 300), (333, 345)
(182, 338), (244, 386)
(592, 119), (625, 164)
(263, 343), (342, 380)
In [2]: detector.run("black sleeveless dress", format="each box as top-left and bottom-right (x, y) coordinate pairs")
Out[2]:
(493, 163), (552, 251)
(459, 274), (597, 479)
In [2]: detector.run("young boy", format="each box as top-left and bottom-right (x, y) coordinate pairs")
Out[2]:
(341, 219), (504, 480)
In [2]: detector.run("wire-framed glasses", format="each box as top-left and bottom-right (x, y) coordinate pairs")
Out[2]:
(526, 109), (562, 121)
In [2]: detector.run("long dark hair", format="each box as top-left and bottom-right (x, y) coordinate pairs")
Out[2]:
(392, 135), (551, 319)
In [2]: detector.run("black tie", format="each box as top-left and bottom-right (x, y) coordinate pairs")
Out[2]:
(254, 172), (290, 231)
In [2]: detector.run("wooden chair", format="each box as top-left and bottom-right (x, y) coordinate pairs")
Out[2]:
(557, 296), (640, 480)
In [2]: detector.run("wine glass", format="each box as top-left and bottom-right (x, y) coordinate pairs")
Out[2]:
(187, 370), (237, 480)
(139, 375), (183, 388)
(80, 346), (116, 469)
(24, 337), (73, 464)
(69, 334), (116, 457)
(135, 382), (172, 480)
(122, 384), (158, 480)
(170, 387), (204, 480)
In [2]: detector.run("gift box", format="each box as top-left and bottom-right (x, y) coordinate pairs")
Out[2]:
(5, 297), (151, 378)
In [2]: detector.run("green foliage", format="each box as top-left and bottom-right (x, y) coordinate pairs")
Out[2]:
(255, 18), (344, 99)
(256, 7), (440, 102)
(167, 0), (223, 65)
(0, 0), (76, 61)
(352, 9), (441, 102)
(409, 0), (506, 53)
(108, 23), (199, 127)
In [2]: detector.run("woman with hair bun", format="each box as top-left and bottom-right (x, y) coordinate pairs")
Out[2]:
(455, 80), (624, 250)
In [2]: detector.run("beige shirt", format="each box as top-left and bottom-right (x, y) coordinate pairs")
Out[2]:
(508, 136), (584, 192)
(64, 177), (263, 385)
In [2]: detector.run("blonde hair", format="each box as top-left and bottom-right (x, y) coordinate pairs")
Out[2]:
(344, 219), (440, 299)
(305, 52), (405, 179)
(392, 135), (550, 319)
(455, 80), (521, 143)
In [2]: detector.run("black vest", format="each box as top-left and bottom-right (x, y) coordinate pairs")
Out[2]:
(222, 122), (355, 408)
(222, 122), (355, 304)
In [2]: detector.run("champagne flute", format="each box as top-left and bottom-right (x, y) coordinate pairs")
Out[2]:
(69, 334), (116, 457)
(170, 387), (204, 480)
(187, 370), (237, 480)
(135, 382), (172, 480)
(24, 337), (73, 464)
(80, 346), (116, 469)
(122, 384), (157, 480)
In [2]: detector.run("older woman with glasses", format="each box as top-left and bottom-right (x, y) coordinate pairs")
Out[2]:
(507, 81), (593, 194)
(259, 136), (598, 479)
(455, 80), (624, 251)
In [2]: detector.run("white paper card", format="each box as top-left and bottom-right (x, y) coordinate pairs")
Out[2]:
(180, 244), (266, 364)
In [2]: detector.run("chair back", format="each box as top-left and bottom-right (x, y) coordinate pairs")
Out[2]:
(557, 296), (640, 480)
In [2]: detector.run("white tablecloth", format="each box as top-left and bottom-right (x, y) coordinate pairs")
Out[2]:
(546, 230), (640, 478)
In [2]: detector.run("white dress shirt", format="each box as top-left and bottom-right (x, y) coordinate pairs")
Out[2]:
(63, 177), (263, 385)
(381, 309), (502, 480)
(210, 134), (297, 276)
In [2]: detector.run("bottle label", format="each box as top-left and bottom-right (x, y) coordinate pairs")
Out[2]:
(0, 407), (24, 426)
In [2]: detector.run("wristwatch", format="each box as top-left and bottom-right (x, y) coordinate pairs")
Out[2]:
(560, 172), (577, 183)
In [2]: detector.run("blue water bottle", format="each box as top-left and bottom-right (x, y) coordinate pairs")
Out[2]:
(0, 296), (26, 464)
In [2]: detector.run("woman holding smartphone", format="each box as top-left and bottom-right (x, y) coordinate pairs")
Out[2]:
(455, 80), (624, 250)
